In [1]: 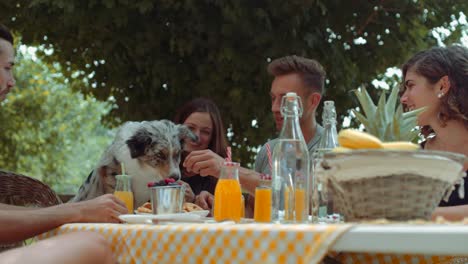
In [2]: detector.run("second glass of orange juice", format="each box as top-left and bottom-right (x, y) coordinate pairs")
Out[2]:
(254, 186), (272, 222)
(283, 187), (306, 222)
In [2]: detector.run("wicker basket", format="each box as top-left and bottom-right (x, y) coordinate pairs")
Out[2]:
(319, 150), (466, 222)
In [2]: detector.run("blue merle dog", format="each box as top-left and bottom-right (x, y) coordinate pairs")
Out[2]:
(71, 120), (198, 207)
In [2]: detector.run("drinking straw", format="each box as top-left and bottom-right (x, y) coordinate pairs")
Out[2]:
(226, 146), (232, 162)
(266, 143), (272, 177)
(121, 162), (126, 175)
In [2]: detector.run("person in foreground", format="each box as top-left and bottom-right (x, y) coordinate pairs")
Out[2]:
(0, 23), (126, 264)
(173, 97), (228, 210)
(400, 45), (468, 221)
(183, 55), (326, 215)
(0, 195), (127, 244)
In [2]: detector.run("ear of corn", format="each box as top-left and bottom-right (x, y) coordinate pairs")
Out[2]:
(382, 142), (421, 150)
(338, 129), (383, 149)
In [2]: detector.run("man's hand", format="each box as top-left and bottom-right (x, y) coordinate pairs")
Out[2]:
(183, 149), (224, 178)
(194, 191), (214, 210)
(74, 194), (128, 223)
(178, 181), (195, 203)
(0, 194), (127, 244)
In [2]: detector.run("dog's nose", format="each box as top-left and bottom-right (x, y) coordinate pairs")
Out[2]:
(169, 173), (180, 181)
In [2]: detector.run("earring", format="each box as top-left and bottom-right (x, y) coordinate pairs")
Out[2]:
(437, 92), (444, 98)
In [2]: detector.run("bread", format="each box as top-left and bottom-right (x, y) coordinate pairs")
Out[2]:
(136, 202), (152, 213)
(183, 202), (203, 212)
(137, 201), (203, 213)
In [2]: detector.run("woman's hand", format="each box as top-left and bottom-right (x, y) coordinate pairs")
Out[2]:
(183, 149), (224, 178)
(194, 191), (214, 210)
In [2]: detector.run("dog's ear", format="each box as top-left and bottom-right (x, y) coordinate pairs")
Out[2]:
(98, 165), (117, 194)
(98, 157), (120, 193)
(177, 124), (198, 144)
(126, 129), (154, 158)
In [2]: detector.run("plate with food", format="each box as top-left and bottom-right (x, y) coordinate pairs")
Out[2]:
(119, 212), (203, 224)
(135, 202), (152, 214)
(183, 202), (210, 217)
(134, 202), (210, 218)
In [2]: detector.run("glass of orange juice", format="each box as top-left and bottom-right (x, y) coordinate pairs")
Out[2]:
(114, 174), (134, 213)
(294, 188), (306, 222)
(214, 161), (242, 222)
(254, 186), (272, 222)
(283, 186), (307, 222)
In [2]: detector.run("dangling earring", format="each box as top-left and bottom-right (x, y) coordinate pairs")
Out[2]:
(437, 92), (444, 98)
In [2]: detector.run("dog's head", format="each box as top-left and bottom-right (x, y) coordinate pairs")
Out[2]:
(125, 120), (198, 181)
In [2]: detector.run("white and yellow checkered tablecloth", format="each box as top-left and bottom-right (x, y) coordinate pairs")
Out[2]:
(38, 223), (465, 264)
(38, 223), (351, 264)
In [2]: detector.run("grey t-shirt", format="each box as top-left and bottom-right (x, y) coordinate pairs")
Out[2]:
(254, 125), (324, 175)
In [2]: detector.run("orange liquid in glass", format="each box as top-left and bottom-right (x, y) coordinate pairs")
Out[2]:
(294, 188), (306, 222)
(214, 179), (242, 222)
(114, 191), (134, 213)
(254, 187), (272, 222)
(284, 187), (306, 222)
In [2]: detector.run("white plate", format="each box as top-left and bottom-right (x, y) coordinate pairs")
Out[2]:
(133, 210), (210, 218)
(120, 213), (202, 224)
(187, 210), (210, 217)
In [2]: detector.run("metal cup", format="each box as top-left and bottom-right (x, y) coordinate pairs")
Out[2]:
(150, 185), (185, 214)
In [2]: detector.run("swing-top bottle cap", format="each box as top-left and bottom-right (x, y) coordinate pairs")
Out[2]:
(281, 92), (303, 117)
(324, 100), (335, 107)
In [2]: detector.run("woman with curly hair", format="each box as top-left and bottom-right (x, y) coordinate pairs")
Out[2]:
(400, 45), (468, 220)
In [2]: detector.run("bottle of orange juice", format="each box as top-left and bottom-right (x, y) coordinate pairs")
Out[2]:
(114, 174), (134, 213)
(214, 161), (242, 222)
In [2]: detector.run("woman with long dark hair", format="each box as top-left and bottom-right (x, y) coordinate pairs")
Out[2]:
(174, 98), (228, 209)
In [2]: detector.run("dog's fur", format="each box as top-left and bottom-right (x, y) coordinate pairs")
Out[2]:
(71, 120), (197, 207)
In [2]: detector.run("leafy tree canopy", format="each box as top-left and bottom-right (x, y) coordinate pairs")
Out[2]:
(1, 0), (467, 164)
(0, 45), (115, 193)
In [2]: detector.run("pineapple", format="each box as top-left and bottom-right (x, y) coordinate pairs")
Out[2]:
(351, 86), (425, 142)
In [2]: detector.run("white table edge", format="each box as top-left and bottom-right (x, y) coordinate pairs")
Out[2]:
(332, 224), (468, 255)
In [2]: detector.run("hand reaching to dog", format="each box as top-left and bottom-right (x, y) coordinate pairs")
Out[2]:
(194, 191), (214, 210)
(72, 194), (128, 223)
(183, 149), (224, 178)
(178, 181), (195, 203)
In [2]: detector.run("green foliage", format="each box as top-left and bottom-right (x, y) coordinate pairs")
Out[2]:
(1, 0), (467, 165)
(0, 46), (114, 193)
